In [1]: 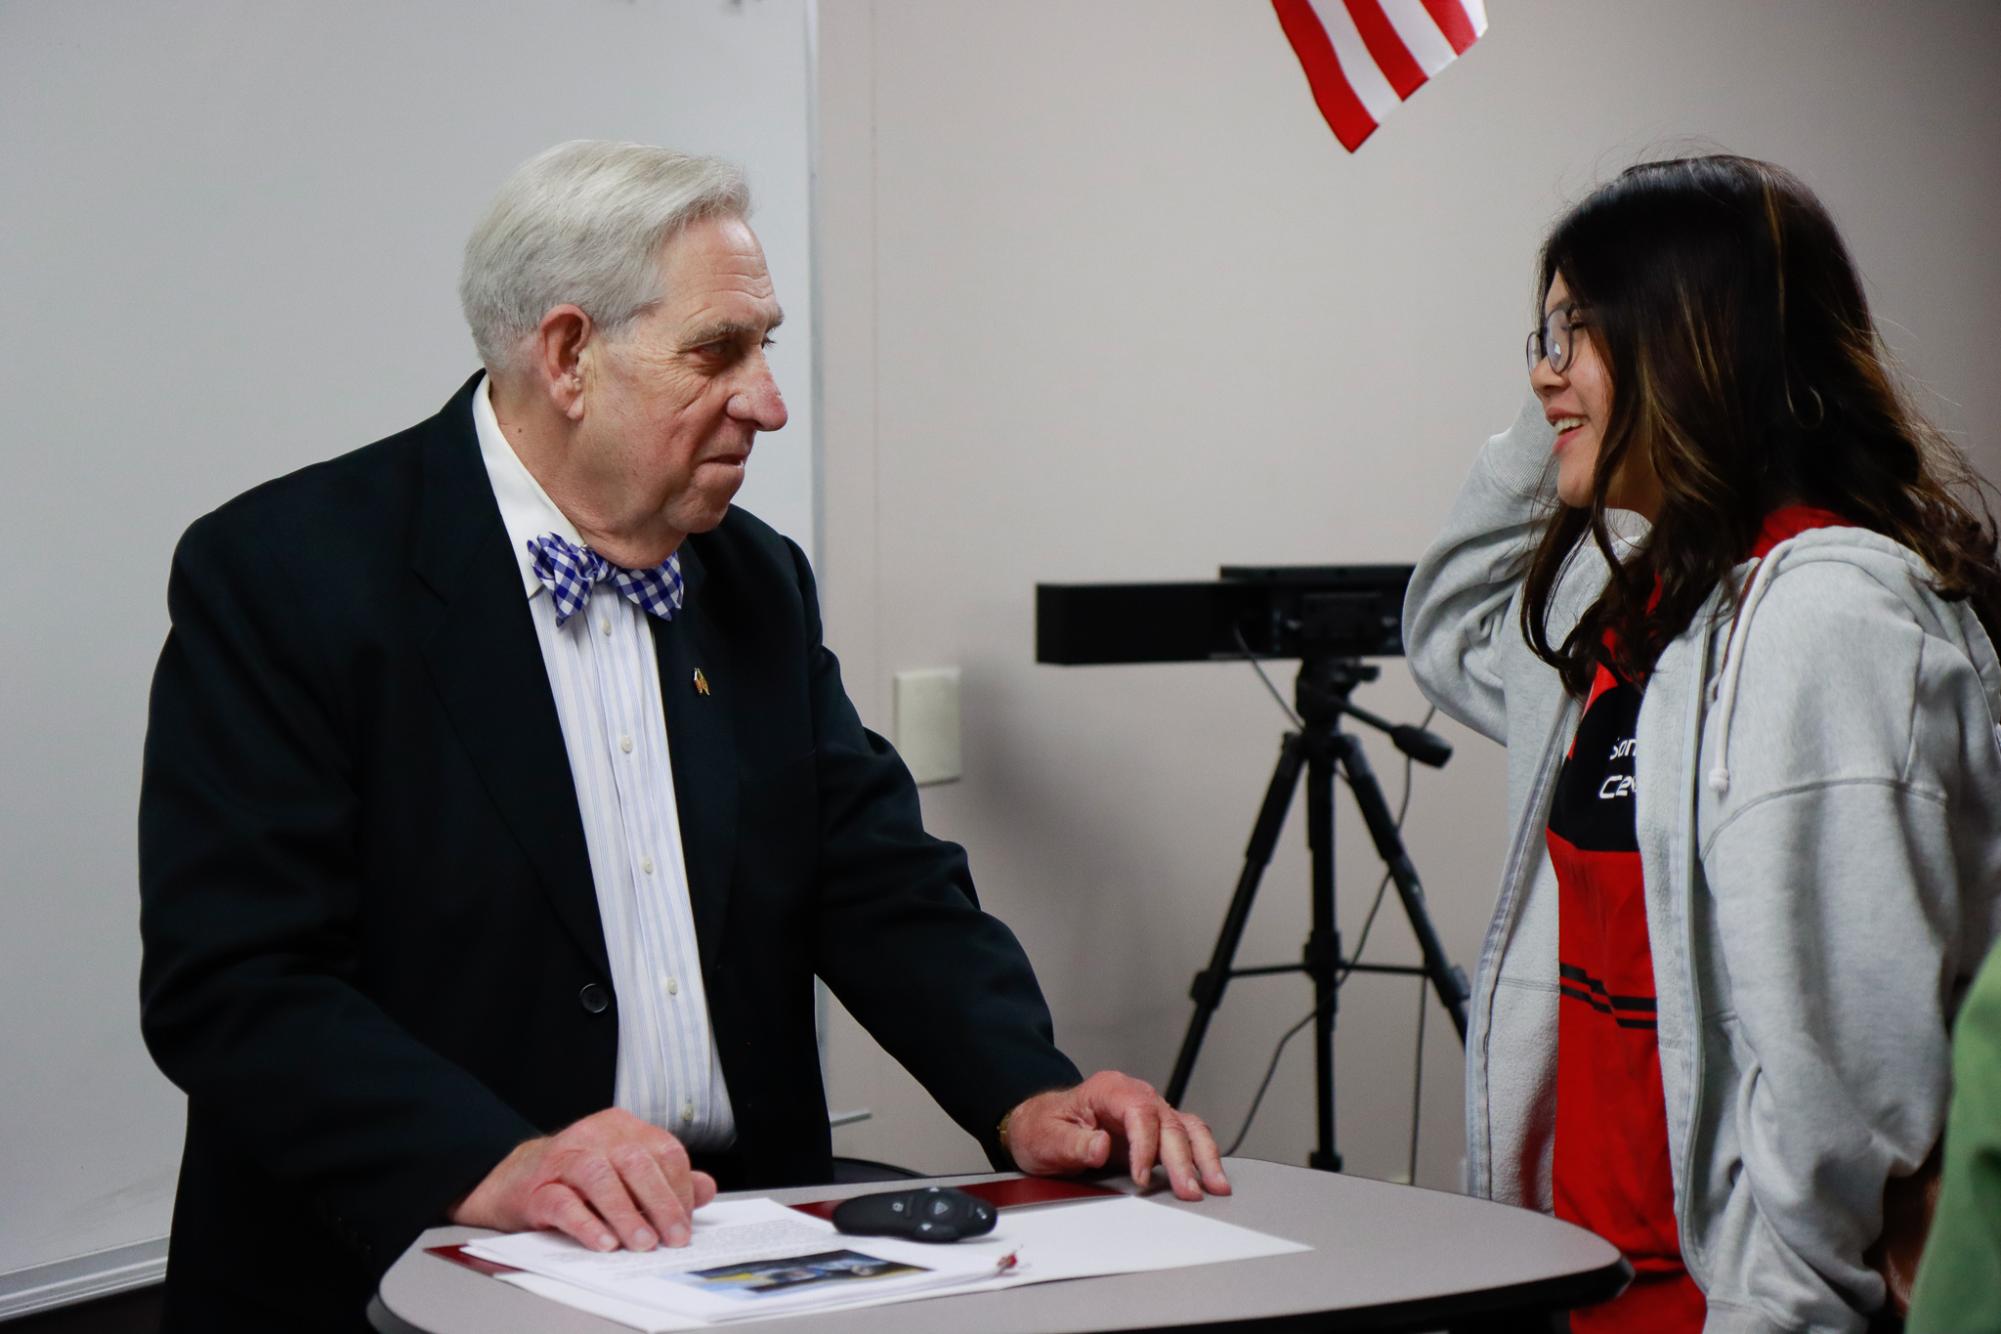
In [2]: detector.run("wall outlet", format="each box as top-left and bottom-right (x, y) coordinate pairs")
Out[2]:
(893, 667), (962, 786)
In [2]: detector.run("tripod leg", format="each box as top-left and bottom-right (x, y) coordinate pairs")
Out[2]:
(1305, 739), (1342, 1172)
(1164, 732), (1307, 1107)
(1334, 734), (1471, 1040)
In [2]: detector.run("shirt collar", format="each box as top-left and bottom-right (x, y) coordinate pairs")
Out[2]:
(471, 372), (582, 600)
(1749, 504), (1849, 560)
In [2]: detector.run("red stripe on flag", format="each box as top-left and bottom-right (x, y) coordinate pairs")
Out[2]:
(1271, 0), (1378, 151)
(1419, 0), (1478, 55)
(1345, 0), (1427, 100)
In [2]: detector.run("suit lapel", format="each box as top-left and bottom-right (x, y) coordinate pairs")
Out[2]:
(409, 381), (610, 977)
(650, 543), (737, 975)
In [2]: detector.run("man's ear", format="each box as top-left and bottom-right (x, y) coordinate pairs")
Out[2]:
(531, 304), (594, 421)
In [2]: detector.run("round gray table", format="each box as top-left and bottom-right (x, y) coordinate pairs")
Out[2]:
(372, 1157), (1628, 1332)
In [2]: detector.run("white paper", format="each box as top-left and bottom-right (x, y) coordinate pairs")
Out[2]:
(911, 1194), (1312, 1287)
(496, 1273), (709, 1333)
(467, 1199), (998, 1321)
(466, 1193), (1310, 1325)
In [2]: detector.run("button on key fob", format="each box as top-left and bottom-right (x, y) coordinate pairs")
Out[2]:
(830, 1185), (997, 1242)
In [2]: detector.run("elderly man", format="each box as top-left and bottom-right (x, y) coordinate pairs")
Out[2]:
(139, 140), (1226, 1331)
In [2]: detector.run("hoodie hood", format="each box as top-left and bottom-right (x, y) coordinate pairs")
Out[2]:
(1704, 526), (2001, 799)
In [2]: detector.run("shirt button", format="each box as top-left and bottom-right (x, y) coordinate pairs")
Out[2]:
(665, 976), (679, 997)
(600, 616), (612, 636)
(619, 734), (634, 754)
(680, 1100), (695, 1124)
(641, 856), (655, 875)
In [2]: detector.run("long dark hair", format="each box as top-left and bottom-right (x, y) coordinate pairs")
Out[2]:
(1520, 154), (2001, 696)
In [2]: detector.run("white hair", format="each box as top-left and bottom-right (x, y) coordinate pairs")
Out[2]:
(459, 140), (750, 370)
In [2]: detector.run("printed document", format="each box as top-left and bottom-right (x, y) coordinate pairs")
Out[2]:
(467, 1200), (996, 1321)
(463, 1193), (1309, 1328)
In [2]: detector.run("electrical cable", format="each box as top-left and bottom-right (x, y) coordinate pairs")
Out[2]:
(1338, 703), (1433, 984)
(1216, 652), (1439, 1158)
(1234, 626), (1306, 732)
(1221, 1000), (1318, 1157)
(1408, 975), (1427, 1183)
(1224, 628), (1368, 804)
(1399, 706), (1437, 1182)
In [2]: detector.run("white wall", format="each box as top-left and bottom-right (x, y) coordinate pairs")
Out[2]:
(816, 0), (2001, 1186)
(5, 0), (1997, 1308)
(0, 0), (815, 1308)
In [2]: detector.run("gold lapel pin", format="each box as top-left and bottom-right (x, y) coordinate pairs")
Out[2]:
(692, 668), (711, 696)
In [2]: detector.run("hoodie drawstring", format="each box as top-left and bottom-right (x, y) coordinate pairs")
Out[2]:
(1707, 552), (1785, 795)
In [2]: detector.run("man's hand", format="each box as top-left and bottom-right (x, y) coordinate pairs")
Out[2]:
(450, 1108), (717, 1252)
(1004, 1070), (1231, 1201)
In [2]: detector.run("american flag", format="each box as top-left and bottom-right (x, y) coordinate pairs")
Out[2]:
(1272, 0), (1489, 151)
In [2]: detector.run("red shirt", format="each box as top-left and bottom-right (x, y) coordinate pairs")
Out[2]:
(1547, 506), (1845, 1331)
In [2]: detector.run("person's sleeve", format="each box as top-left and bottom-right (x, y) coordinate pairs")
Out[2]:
(1692, 568), (1992, 1332)
(1907, 943), (2001, 1333)
(784, 540), (1081, 1167)
(1402, 394), (1555, 743)
(139, 512), (535, 1270)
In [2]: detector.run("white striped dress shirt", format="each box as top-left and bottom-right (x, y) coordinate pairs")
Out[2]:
(471, 376), (735, 1147)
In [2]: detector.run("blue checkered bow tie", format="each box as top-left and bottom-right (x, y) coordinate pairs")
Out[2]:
(525, 533), (684, 628)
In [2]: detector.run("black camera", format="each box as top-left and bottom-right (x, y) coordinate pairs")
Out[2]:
(1034, 564), (1412, 665)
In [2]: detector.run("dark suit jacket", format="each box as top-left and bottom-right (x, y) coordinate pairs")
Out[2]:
(138, 376), (1080, 1330)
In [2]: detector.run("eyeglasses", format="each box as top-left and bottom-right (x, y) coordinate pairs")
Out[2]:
(1526, 303), (1587, 374)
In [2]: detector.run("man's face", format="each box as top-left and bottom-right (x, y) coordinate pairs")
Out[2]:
(577, 214), (788, 543)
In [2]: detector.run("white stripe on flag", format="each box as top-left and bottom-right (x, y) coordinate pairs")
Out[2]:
(1380, 0), (1459, 77)
(1464, 0), (1490, 38)
(1306, 0), (1400, 121)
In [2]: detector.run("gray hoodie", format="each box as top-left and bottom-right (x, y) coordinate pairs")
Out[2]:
(1403, 396), (2001, 1332)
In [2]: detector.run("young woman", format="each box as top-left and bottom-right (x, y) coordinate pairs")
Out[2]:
(1404, 155), (2001, 1331)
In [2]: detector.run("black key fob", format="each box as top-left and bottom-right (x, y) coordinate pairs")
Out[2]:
(830, 1185), (997, 1243)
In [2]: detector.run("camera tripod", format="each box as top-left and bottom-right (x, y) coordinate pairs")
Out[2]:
(1163, 655), (1469, 1172)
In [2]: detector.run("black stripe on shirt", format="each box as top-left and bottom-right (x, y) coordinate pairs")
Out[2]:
(1559, 963), (1659, 1028)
